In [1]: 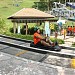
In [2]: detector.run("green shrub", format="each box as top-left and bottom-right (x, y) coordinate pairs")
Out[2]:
(10, 26), (43, 35)
(4, 33), (33, 40)
(0, 18), (7, 33)
(50, 38), (64, 44)
(10, 27), (17, 33)
(3, 32), (64, 44)
(72, 42), (75, 47)
(28, 27), (35, 35)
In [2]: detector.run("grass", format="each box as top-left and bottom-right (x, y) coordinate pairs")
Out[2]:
(0, 0), (39, 33)
(0, 0), (38, 18)
(0, 0), (38, 19)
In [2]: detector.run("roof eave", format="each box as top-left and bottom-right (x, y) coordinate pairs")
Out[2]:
(8, 16), (54, 19)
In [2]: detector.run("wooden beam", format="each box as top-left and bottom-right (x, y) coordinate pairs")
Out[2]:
(13, 22), (16, 34)
(26, 22), (28, 35)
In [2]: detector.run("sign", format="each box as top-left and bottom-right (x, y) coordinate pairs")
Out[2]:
(50, 23), (54, 29)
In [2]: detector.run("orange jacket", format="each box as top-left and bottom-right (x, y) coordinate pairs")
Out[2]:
(68, 27), (72, 31)
(73, 27), (75, 32)
(33, 32), (43, 44)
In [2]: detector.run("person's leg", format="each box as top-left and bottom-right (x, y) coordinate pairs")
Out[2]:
(74, 32), (75, 36)
(68, 31), (70, 35)
(45, 37), (55, 46)
(41, 40), (50, 46)
(67, 31), (69, 35)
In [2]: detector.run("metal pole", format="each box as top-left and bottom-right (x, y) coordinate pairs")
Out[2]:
(48, 0), (49, 11)
(69, 0), (70, 2)
(37, 3), (38, 9)
(65, 0), (66, 6)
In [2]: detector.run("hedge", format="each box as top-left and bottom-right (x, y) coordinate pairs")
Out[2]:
(3, 33), (64, 44)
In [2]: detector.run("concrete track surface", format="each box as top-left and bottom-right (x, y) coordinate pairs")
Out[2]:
(0, 35), (75, 75)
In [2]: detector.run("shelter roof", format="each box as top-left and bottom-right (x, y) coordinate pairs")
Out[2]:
(8, 8), (54, 19)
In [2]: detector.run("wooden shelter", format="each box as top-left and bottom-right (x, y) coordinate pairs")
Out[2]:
(8, 8), (57, 35)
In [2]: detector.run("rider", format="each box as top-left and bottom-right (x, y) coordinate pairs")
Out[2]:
(33, 27), (54, 47)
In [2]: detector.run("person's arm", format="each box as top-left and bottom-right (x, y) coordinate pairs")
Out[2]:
(36, 35), (45, 40)
(34, 33), (46, 40)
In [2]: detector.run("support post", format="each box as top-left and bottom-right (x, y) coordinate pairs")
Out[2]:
(17, 23), (20, 34)
(55, 31), (58, 39)
(13, 22), (16, 34)
(26, 22), (28, 35)
(44, 21), (50, 37)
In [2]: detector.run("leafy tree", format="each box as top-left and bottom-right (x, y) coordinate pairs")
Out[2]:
(32, 0), (59, 11)
(32, 1), (48, 11)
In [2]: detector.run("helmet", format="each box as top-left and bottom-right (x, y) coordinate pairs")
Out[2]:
(34, 27), (39, 32)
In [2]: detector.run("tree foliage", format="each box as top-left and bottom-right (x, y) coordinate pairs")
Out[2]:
(32, 2), (48, 11)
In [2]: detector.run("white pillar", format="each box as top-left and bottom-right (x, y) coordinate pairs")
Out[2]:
(17, 23), (20, 34)
(44, 21), (50, 37)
